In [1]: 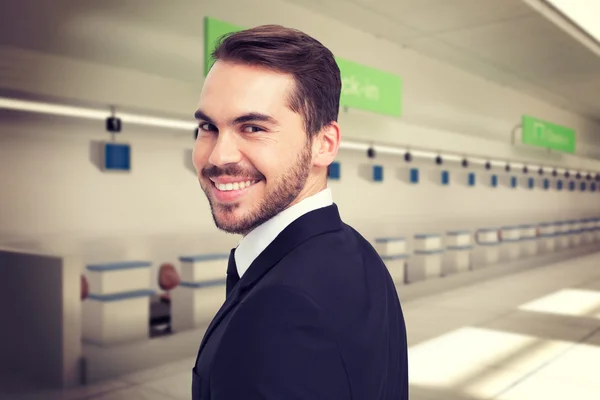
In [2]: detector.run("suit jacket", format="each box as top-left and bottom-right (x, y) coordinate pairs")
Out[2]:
(192, 204), (409, 399)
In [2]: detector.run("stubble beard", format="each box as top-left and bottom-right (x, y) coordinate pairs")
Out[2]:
(202, 141), (313, 236)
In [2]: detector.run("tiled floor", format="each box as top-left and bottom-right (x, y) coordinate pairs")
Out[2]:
(3, 251), (600, 400)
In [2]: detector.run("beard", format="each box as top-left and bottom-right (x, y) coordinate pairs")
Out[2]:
(200, 140), (312, 236)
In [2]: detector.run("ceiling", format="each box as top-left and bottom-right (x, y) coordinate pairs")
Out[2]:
(286, 0), (600, 122)
(0, 0), (599, 123)
(0, 0), (207, 89)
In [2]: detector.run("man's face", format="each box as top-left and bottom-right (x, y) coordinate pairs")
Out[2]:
(192, 61), (314, 235)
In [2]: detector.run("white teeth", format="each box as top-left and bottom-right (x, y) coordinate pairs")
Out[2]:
(215, 180), (257, 191)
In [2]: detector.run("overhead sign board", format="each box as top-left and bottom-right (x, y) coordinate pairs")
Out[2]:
(522, 115), (576, 153)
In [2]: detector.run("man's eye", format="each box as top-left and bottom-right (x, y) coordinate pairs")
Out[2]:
(199, 123), (216, 132)
(243, 126), (263, 133)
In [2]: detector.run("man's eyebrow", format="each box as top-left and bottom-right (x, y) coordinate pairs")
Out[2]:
(232, 112), (279, 126)
(194, 110), (279, 127)
(194, 110), (215, 125)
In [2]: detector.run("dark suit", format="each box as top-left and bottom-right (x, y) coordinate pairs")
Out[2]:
(192, 204), (409, 399)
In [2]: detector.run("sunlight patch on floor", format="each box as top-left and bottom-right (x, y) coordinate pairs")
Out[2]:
(409, 326), (573, 398)
(518, 288), (600, 319)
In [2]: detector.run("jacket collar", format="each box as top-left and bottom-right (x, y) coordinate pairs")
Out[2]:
(237, 202), (342, 293)
(234, 188), (334, 278)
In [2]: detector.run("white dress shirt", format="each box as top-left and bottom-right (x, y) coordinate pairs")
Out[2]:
(234, 188), (333, 278)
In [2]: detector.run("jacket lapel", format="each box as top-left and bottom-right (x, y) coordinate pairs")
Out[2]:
(195, 277), (242, 358)
(195, 204), (343, 359)
(238, 203), (343, 293)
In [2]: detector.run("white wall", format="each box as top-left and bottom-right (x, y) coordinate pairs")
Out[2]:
(0, 114), (239, 262)
(1, 112), (598, 292)
(0, 0), (599, 166)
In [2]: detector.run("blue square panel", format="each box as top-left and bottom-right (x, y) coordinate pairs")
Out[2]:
(557, 180), (563, 191)
(104, 142), (131, 171)
(543, 179), (550, 190)
(491, 175), (498, 188)
(441, 170), (450, 185)
(569, 181), (575, 191)
(327, 161), (341, 180)
(591, 183), (597, 192)
(528, 177), (534, 189)
(581, 182), (586, 191)
(373, 165), (383, 182)
(511, 176), (517, 188)
(468, 172), (475, 186)
(410, 168), (419, 184)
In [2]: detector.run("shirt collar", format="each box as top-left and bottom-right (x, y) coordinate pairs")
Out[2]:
(234, 188), (333, 278)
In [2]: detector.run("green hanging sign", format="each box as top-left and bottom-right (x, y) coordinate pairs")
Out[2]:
(203, 17), (402, 117)
(521, 115), (576, 153)
(204, 18), (244, 76)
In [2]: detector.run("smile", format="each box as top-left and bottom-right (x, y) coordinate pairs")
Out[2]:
(213, 180), (259, 191)
(209, 178), (262, 203)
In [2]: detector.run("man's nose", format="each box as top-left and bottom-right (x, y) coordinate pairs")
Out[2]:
(208, 131), (242, 167)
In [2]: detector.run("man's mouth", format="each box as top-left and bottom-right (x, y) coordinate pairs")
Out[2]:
(212, 179), (259, 192)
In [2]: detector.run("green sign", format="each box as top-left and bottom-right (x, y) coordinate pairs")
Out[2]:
(522, 115), (576, 153)
(204, 18), (244, 76)
(336, 57), (401, 117)
(203, 17), (402, 117)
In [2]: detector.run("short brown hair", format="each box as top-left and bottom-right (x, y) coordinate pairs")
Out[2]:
(211, 24), (341, 137)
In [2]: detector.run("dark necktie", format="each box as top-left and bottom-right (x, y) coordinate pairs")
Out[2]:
(226, 248), (240, 297)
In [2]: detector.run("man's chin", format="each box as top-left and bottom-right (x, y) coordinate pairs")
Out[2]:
(211, 207), (254, 235)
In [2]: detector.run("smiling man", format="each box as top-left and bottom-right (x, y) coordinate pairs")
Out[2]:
(190, 24), (408, 400)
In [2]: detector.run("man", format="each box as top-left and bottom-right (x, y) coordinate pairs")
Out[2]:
(191, 24), (408, 399)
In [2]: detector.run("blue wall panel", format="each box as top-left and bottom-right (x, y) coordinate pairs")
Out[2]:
(491, 175), (498, 187)
(441, 170), (450, 185)
(373, 165), (384, 182)
(468, 172), (476, 186)
(104, 143), (131, 171)
(327, 161), (341, 180)
(410, 168), (419, 184)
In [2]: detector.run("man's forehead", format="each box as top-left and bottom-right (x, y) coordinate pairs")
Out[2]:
(196, 95), (285, 124)
(198, 63), (297, 121)
(201, 61), (295, 96)
(194, 107), (280, 127)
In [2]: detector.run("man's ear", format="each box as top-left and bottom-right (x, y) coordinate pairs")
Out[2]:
(312, 121), (341, 168)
